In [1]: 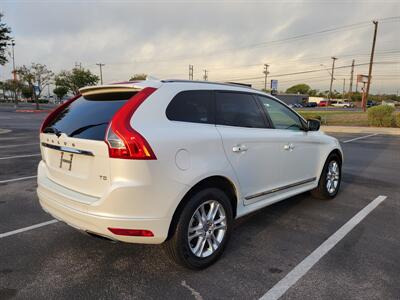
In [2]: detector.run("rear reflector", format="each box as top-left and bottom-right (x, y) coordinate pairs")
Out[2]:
(105, 87), (157, 160)
(108, 227), (154, 237)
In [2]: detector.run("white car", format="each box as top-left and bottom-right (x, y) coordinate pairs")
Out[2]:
(332, 101), (354, 108)
(37, 79), (343, 269)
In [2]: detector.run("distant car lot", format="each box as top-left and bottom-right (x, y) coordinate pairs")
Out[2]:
(0, 107), (399, 299)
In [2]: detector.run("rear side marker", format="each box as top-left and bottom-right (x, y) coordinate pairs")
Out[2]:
(108, 227), (154, 237)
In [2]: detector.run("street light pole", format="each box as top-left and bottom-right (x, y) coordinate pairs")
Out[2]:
(8, 39), (18, 108)
(328, 57), (338, 110)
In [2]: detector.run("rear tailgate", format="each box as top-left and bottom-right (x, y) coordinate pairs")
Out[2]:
(40, 134), (110, 198)
(39, 90), (137, 199)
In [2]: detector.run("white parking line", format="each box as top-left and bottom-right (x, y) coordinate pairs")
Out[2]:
(0, 154), (41, 160)
(0, 175), (37, 184)
(260, 195), (387, 300)
(0, 142), (38, 149)
(342, 133), (379, 143)
(0, 220), (58, 239)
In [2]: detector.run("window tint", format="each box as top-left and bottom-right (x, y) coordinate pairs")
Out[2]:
(44, 92), (135, 140)
(256, 95), (304, 130)
(166, 90), (214, 124)
(216, 92), (266, 128)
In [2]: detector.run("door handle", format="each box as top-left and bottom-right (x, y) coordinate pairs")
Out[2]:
(232, 144), (248, 153)
(284, 143), (295, 151)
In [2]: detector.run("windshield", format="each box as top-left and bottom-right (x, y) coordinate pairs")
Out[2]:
(44, 92), (136, 141)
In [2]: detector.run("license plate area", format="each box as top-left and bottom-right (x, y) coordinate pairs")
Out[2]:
(59, 152), (74, 171)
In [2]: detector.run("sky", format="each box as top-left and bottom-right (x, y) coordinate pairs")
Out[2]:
(1, 0), (399, 94)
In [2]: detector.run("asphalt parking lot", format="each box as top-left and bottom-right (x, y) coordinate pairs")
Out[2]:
(0, 108), (399, 300)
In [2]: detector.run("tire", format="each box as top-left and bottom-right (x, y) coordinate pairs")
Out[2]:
(311, 153), (342, 200)
(165, 188), (233, 269)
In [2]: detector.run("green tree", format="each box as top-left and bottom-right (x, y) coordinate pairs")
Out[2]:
(53, 86), (69, 100)
(17, 63), (54, 109)
(129, 73), (147, 81)
(286, 84), (311, 94)
(55, 68), (99, 95)
(0, 13), (12, 66)
(21, 85), (33, 99)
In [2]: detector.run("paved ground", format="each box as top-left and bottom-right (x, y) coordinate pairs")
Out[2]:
(0, 108), (399, 300)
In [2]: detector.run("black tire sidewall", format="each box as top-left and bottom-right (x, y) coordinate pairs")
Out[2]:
(174, 188), (233, 269)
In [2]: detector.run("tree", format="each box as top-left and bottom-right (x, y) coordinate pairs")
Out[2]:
(17, 63), (54, 109)
(53, 86), (68, 100)
(55, 68), (99, 95)
(21, 85), (33, 99)
(0, 13), (12, 66)
(129, 73), (147, 81)
(286, 84), (311, 95)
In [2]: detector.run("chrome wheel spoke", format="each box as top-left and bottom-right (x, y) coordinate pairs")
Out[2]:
(326, 160), (340, 194)
(188, 200), (227, 258)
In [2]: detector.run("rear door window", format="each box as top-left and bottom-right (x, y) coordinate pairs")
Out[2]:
(44, 92), (135, 140)
(215, 92), (267, 128)
(166, 90), (214, 124)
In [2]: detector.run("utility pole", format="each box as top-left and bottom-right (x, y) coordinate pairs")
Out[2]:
(362, 20), (378, 112)
(75, 62), (82, 70)
(328, 56), (338, 105)
(96, 63), (105, 85)
(203, 69), (208, 81)
(263, 64), (269, 91)
(342, 78), (346, 100)
(189, 65), (194, 80)
(348, 59), (355, 101)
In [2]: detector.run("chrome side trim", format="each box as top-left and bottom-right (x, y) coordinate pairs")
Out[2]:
(41, 142), (94, 157)
(245, 177), (317, 200)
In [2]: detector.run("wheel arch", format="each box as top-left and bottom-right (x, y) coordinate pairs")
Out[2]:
(166, 175), (238, 240)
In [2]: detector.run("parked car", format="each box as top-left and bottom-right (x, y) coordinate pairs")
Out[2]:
(332, 101), (354, 108)
(318, 100), (328, 107)
(304, 102), (318, 108)
(37, 79), (343, 269)
(367, 100), (378, 107)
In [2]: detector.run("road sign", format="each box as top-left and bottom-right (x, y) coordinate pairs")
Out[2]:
(357, 74), (369, 83)
(33, 85), (40, 96)
(271, 79), (278, 95)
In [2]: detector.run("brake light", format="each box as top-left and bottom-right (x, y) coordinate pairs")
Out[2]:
(105, 87), (157, 160)
(108, 227), (154, 237)
(40, 94), (81, 133)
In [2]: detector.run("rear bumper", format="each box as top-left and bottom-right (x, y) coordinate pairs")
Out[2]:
(37, 163), (174, 244)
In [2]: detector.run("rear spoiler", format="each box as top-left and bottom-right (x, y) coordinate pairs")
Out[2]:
(79, 80), (163, 97)
(79, 85), (141, 96)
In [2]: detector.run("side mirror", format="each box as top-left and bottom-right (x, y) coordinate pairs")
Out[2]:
(307, 119), (320, 131)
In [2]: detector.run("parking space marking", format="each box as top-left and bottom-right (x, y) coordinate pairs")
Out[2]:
(0, 175), (37, 184)
(0, 219), (58, 239)
(0, 153), (41, 160)
(0, 142), (38, 149)
(260, 195), (387, 300)
(342, 133), (379, 143)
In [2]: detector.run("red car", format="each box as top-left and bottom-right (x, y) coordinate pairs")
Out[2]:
(318, 100), (328, 107)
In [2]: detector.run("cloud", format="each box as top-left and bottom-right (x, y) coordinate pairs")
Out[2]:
(1, 0), (399, 93)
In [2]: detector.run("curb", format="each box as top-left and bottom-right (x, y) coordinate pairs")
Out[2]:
(321, 126), (400, 136)
(15, 109), (51, 113)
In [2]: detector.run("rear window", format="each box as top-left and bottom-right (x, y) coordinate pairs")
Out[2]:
(44, 92), (136, 140)
(166, 90), (214, 124)
(215, 92), (266, 128)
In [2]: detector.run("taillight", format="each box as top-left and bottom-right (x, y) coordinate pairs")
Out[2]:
(108, 227), (154, 237)
(105, 87), (157, 160)
(40, 95), (81, 133)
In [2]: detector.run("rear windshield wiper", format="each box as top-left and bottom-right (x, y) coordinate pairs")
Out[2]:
(43, 126), (63, 137)
(69, 122), (108, 137)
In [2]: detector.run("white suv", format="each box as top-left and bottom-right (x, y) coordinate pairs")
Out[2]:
(37, 79), (343, 269)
